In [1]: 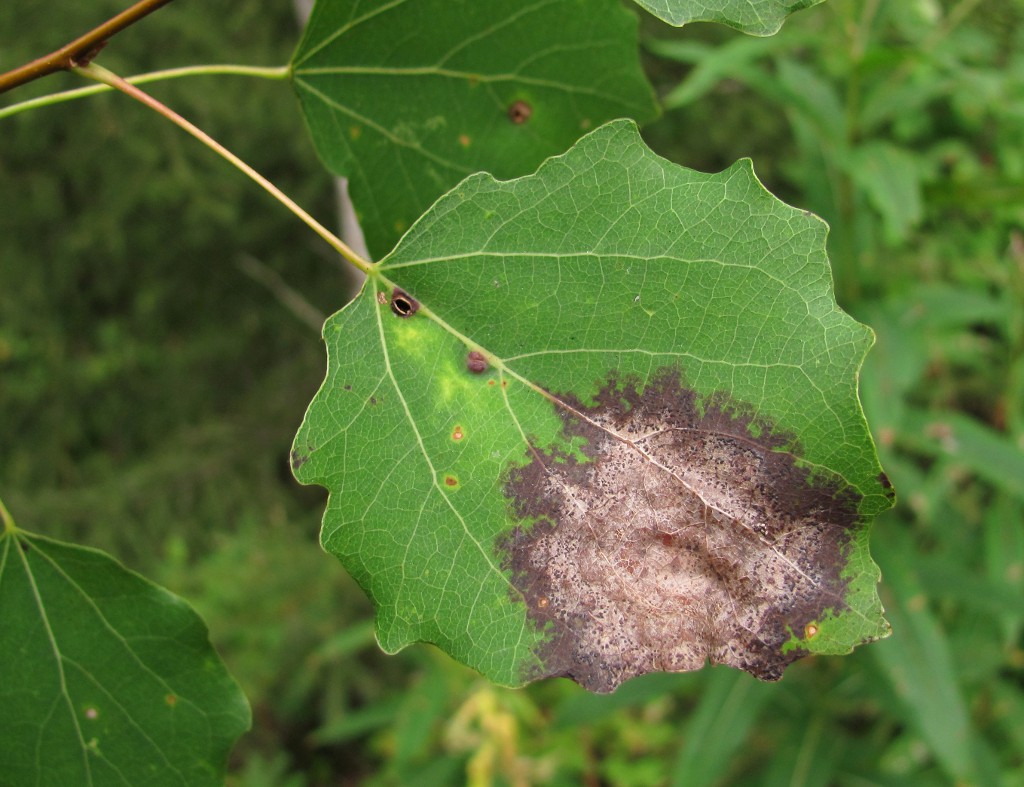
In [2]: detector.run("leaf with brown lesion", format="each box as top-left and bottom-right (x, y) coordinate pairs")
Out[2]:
(293, 120), (892, 691)
(501, 369), (872, 692)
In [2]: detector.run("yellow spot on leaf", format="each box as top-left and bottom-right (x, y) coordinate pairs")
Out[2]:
(392, 321), (429, 356)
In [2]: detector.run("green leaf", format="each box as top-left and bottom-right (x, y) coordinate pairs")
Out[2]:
(291, 0), (658, 258)
(669, 669), (775, 787)
(901, 408), (1024, 500)
(844, 142), (925, 245)
(869, 526), (981, 784)
(292, 119), (892, 693)
(0, 531), (250, 786)
(631, 0), (824, 34)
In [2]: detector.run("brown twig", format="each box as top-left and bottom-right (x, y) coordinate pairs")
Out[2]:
(0, 0), (176, 95)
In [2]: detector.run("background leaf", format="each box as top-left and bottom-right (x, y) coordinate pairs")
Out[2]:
(0, 531), (250, 786)
(291, 0), (658, 258)
(632, 0), (825, 34)
(292, 119), (891, 692)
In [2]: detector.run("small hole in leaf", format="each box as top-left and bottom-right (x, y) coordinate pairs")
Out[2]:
(466, 350), (488, 374)
(85, 707), (99, 720)
(390, 289), (418, 317)
(508, 100), (532, 124)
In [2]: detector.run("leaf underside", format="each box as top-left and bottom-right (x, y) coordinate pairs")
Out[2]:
(293, 120), (892, 693)
(291, 0), (658, 258)
(0, 532), (250, 785)
(632, 0), (825, 33)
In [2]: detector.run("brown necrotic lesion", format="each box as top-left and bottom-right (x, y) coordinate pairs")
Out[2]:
(499, 369), (861, 692)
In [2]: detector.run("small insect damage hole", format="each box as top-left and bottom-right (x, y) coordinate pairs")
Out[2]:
(390, 288), (419, 317)
(466, 350), (488, 374)
(498, 368), (865, 693)
(508, 99), (532, 124)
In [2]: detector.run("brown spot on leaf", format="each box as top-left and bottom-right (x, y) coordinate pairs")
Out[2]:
(467, 350), (488, 374)
(508, 100), (532, 124)
(165, 693), (177, 707)
(459, 134), (471, 147)
(452, 425), (464, 441)
(444, 475), (459, 488)
(390, 288), (419, 318)
(290, 450), (310, 472)
(376, 291), (388, 306)
(498, 368), (862, 692)
(804, 623), (819, 638)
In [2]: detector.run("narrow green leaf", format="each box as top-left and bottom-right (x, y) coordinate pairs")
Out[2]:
(902, 408), (1024, 500)
(632, 0), (825, 34)
(0, 532), (250, 786)
(292, 0), (658, 257)
(844, 142), (924, 244)
(293, 119), (892, 692)
(984, 494), (1024, 636)
(869, 527), (980, 784)
(670, 668), (775, 787)
(758, 714), (838, 787)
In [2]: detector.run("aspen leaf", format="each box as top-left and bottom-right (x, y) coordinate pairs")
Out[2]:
(293, 120), (893, 692)
(0, 532), (249, 784)
(291, 0), (658, 257)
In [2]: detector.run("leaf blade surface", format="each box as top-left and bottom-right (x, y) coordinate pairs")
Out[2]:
(632, 0), (825, 33)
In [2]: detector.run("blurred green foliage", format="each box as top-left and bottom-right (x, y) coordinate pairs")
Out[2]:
(1, 0), (1022, 785)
